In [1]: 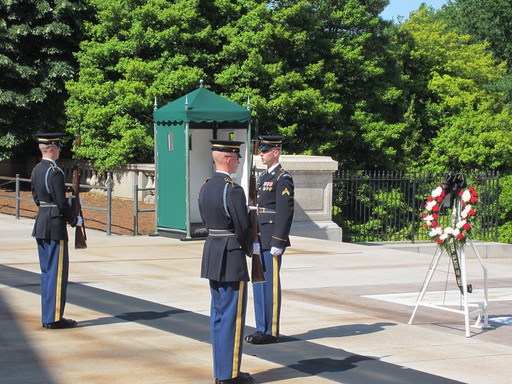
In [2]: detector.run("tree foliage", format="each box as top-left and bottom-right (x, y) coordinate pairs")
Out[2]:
(5, 0), (512, 243)
(66, 0), (203, 169)
(66, 0), (395, 171)
(0, 0), (89, 160)
(391, 7), (512, 172)
(442, 0), (512, 66)
(213, 0), (394, 169)
(439, 0), (512, 104)
(4, 0), (512, 179)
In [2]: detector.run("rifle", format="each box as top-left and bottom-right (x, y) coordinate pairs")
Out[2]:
(249, 138), (265, 283)
(72, 135), (87, 249)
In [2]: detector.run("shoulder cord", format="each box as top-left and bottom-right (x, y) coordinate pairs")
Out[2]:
(44, 167), (52, 195)
(44, 165), (65, 195)
(223, 183), (231, 219)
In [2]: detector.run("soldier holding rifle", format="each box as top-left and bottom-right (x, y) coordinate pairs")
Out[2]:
(198, 140), (258, 384)
(245, 135), (294, 345)
(31, 133), (83, 329)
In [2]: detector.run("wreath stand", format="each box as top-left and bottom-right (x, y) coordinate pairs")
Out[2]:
(408, 238), (489, 337)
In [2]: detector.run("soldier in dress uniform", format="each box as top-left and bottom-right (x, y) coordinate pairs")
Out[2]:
(245, 135), (294, 345)
(198, 140), (257, 384)
(31, 133), (82, 329)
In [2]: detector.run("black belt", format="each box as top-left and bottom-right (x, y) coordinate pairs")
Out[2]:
(208, 229), (235, 237)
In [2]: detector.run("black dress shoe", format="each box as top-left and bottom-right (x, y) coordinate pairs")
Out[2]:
(244, 331), (262, 342)
(215, 372), (254, 383)
(249, 332), (277, 344)
(42, 318), (78, 329)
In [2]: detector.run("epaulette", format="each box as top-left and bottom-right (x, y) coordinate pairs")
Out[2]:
(277, 168), (291, 181)
(224, 177), (234, 186)
(198, 178), (210, 197)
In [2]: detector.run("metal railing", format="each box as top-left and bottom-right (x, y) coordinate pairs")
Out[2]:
(332, 170), (500, 243)
(133, 184), (155, 236)
(0, 175), (33, 219)
(5, 170), (499, 242)
(0, 174), (113, 235)
(80, 182), (113, 236)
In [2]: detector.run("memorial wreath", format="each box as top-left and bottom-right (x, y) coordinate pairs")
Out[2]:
(422, 182), (478, 250)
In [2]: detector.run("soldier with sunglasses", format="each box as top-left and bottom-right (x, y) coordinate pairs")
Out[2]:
(245, 135), (294, 345)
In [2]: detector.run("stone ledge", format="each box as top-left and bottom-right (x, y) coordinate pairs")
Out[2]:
(254, 155), (338, 172)
(360, 241), (512, 259)
(290, 220), (342, 242)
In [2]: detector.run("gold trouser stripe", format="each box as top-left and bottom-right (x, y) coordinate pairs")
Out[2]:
(232, 281), (245, 377)
(54, 240), (64, 322)
(272, 257), (279, 336)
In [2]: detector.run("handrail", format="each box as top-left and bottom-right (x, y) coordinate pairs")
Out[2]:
(133, 183), (155, 236)
(0, 175), (33, 219)
(0, 174), (113, 236)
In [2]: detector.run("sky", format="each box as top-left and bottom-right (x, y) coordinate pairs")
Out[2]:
(380, 0), (448, 20)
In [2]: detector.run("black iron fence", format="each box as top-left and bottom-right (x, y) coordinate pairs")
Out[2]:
(332, 170), (500, 243)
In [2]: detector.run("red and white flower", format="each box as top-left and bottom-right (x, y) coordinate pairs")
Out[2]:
(422, 184), (478, 249)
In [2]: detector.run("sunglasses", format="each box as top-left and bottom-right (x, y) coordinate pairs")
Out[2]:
(260, 146), (280, 154)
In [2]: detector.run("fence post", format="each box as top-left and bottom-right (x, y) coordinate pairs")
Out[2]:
(106, 180), (112, 236)
(495, 171), (500, 242)
(412, 172), (417, 243)
(15, 174), (20, 219)
(134, 184), (139, 236)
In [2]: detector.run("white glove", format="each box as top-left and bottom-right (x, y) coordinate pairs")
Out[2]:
(76, 216), (83, 227)
(247, 205), (257, 213)
(68, 195), (83, 206)
(270, 246), (282, 256)
(252, 242), (260, 255)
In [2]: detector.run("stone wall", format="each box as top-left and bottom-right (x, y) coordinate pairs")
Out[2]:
(254, 155), (342, 242)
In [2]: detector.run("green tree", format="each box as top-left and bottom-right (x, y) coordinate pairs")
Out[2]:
(442, 0), (512, 65)
(440, 0), (512, 104)
(66, 0), (396, 171)
(394, 8), (512, 172)
(214, 0), (394, 170)
(66, 0), (268, 170)
(0, 0), (89, 160)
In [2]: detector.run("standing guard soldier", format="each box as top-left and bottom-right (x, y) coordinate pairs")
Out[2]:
(245, 135), (294, 345)
(31, 133), (82, 329)
(198, 140), (257, 384)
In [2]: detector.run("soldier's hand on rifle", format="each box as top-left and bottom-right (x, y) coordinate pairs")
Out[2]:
(252, 242), (260, 255)
(67, 195), (83, 207)
(247, 205), (257, 213)
(270, 247), (282, 257)
(76, 216), (83, 227)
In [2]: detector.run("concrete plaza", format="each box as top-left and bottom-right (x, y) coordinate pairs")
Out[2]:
(1, 213), (512, 383)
